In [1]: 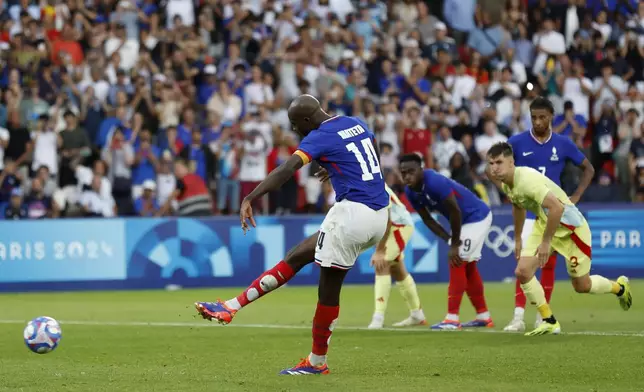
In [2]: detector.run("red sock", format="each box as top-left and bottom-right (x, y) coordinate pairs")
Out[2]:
(236, 260), (295, 307)
(541, 254), (557, 303)
(448, 264), (467, 316)
(465, 261), (488, 314)
(515, 279), (527, 309)
(311, 302), (340, 356)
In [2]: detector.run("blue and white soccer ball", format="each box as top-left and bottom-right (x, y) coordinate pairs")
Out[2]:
(23, 316), (62, 354)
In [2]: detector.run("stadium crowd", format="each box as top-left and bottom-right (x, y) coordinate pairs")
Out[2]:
(0, 0), (643, 219)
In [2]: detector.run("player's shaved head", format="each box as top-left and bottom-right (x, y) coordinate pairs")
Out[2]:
(288, 94), (330, 137)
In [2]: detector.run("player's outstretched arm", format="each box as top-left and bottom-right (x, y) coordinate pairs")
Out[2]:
(417, 207), (451, 243)
(244, 155), (305, 203)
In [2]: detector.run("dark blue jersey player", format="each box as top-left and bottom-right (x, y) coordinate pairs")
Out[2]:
(496, 96), (594, 333)
(195, 95), (390, 376)
(400, 154), (493, 331)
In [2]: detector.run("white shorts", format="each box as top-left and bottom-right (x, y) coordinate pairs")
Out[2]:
(520, 218), (536, 243)
(315, 199), (389, 270)
(450, 212), (493, 262)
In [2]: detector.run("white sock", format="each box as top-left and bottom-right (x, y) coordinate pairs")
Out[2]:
(513, 307), (525, 320)
(411, 309), (425, 320)
(445, 313), (459, 322)
(476, 311), (490, 320)
(371, 312), (384, 321)
(224, 298), (241, 310)
(309, 353), (326, 366)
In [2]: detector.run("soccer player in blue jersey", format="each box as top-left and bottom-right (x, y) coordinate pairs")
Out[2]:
(195, 95), (390, 375)
(502, 96), (595, 332)
(399, 154), (494, 330)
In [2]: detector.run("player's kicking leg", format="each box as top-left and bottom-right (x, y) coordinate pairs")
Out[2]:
(280, 199), (389, 375)
(195, 233), (318, 324)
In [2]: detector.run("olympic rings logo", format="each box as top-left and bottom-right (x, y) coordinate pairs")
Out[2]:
(485, 225), (515, 258)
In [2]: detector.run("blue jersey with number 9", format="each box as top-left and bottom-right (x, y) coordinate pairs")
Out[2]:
(294, 116), (389, 210)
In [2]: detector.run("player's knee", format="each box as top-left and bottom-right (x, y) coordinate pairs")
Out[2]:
(571, 277), (591, 293)
(375, 263), (390, 275)
(514, 265), (533, 284)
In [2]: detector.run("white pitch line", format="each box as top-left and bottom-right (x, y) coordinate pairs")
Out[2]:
(1, 319), (643, 337)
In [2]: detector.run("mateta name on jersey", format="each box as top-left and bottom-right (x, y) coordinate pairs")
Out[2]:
(338, 125), (366, 139)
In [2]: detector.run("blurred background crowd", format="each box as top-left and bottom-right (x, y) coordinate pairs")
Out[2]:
(0, 0), (643, 220)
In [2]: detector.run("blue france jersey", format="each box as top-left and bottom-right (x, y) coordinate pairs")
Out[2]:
(508, 130), (586, 218)
(404, 169), (490, 224)
(295, 116), (389, 210)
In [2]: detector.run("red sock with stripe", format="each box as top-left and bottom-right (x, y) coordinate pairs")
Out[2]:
(310, 303), (339, 366)
(515, 279), (527, 309)
(465, 261), (489, 316)
(228, 261), (295, 310)
(447, 264), (467, 321)
(541, 254), (557, 303)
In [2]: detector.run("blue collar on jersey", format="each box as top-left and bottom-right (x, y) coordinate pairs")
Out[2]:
(529, 128), (552, 145)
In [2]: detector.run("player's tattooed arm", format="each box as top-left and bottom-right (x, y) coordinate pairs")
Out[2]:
(442, 195), (463, 247)
(569, 158), (594, 204)
(417, 207), (451, 243)
(244, 155), (305, 202)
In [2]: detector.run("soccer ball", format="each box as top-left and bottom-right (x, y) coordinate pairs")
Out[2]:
(23, 316), (62, 354)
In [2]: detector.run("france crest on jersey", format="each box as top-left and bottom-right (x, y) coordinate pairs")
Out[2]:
(508, 130), (585, 186)
(294, 116), (389, 210)
(404, 169), (490, 224)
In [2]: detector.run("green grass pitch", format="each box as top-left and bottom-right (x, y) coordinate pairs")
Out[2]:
(1, 281), (643, 392)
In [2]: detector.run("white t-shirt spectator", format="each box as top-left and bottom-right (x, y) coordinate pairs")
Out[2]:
(31, 130), (58, 175)
(239, 134), (268, 182)
(446, 74), (477, 108)
(104, 38), (140, 71)
(79, 189), (113, 217)
(157, 173), (176, 206)
(242, 119), (273, 149)
(532, 30), (566, 74)
(433, 138), (468, 171)
(592, 76), (628, 118)
(166, 0), (195, 28)
(475, 132), (508, 157)
(78, 79), (111, 103)
(75, 166), (113, 202)
(563, 76), (593, 120)
(487, 81), (521, 124)
(0, 127), (9, 171)
(243, 83), (274, 115)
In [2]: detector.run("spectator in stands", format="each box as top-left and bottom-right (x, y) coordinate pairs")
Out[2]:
(2, 0), (644, 213)
(134, 180), (160, 217)
(159, 158), (212, 217)
(615, 108), (641, 186)
(79, 175), (112, 217)
(4, 187), (27, 220)
(433, 123), (467, 175)
(25, 177), (58, 219)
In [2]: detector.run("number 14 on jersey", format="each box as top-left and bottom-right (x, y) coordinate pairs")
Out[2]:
(346, 137), (381, 181)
